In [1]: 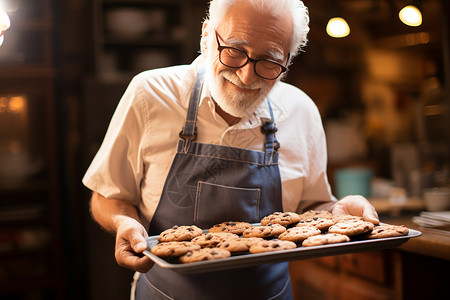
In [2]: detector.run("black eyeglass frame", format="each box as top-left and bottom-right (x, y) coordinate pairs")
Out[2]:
(215, 31), (290, 80)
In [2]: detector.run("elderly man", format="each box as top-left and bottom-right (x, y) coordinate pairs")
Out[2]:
(83, 0), (379, 299)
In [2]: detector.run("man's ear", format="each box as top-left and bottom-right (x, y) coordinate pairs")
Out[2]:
(200, 20), (209, 54)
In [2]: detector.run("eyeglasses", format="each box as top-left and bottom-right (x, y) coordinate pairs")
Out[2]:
(215, 31), (289, 80)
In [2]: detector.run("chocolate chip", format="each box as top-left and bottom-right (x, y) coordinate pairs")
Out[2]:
(206, 233), (213, 240)
(272, 243), (280, 248)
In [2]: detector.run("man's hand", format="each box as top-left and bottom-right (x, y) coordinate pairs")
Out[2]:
(332, 195), (380, 224)
(115, 217), (154, 273)
(90, 192), (154, 273)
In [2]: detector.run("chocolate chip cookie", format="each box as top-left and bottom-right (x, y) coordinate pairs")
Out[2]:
(191, 232), (239, 248)
(209, 221), (252, 235)
(328, 219), (374, 236)
(157, 225), (203, 242)
(367, 224), (409, 239)
(217, 237), (263, 253)
(260, 212), (300, 226)
(278, 226), (321, 243)
(249, 239), (297, 253)
(242, 224), (287, 238)
(179, 248), (231, 263)
(150, 241), (201, 258)
(296, 216), (335, 231)
(302, 233), (350, 247)
(299, 210), (333, 220)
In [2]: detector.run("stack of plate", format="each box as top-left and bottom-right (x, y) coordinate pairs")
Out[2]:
(412, 211), (450, 229)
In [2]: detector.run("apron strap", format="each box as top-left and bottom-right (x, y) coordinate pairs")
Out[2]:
(261, 99), (280, 164)
(179, 67), (205, 142)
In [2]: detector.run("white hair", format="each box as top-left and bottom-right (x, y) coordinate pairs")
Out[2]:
(203, 0), (310, 59)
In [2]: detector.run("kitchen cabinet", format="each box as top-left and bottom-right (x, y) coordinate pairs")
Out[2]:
(289, 250), (402, 300)
(289, 217), (450, 300)
(0, 0), (65, 298)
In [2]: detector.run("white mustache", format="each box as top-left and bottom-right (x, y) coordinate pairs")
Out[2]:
(221, 70), (264, 90)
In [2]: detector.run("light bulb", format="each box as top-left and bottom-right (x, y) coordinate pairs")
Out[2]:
(0, 9), (10, 47)
(399, 5), (422, 27)
(0, 9), (10, 32)
(326, 17), (350, 38)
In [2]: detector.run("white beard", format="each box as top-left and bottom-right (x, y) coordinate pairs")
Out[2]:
(204, 55), (274, 118)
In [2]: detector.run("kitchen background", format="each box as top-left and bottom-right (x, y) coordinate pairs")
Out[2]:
(0, 0), (448, 299)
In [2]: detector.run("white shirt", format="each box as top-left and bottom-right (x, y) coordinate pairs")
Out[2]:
(82, 56), (336, 229)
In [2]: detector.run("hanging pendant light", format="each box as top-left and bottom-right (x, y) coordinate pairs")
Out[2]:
(0, 9), (11, 47)
(326, 17), (350, 38)
(399, 5), (422, 27)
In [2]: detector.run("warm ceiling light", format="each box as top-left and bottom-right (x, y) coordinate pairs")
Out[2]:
(326, 17), (350, 38)
(399, 5), (422, 27)
(0, 9), (11, 47)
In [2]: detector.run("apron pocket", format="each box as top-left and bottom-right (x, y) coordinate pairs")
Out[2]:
(194, 181), (260, 228)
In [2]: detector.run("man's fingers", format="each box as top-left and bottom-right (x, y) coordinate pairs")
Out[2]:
(134, 241), (148, 253)
(363, 204), (380, 224)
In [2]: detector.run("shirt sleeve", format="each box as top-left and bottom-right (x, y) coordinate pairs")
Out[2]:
(297, 101), (337, 210)
(82, 76), (148, 205)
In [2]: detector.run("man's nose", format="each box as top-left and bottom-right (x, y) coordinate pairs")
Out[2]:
(236, 62), (258, 86)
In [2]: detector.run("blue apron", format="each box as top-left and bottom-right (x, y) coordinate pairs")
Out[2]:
(136, 69), (292, 300)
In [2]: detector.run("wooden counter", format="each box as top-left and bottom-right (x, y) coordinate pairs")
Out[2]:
(383, 216), (450, 261)
(289, 213), (450, 299)
(371, 197), (450, 260)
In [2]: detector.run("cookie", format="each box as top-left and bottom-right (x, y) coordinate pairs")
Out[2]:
(249, 239), (297, 253)
(332, 214), (364, 222)
(191, 232), (239, 248)
(367, 224), (409, 239)
(296, 217), (335, 231)
(157, 225), (203, 242)
(328, 219), (374, 236)
(260, 212), (300, 226)
(209, 221), (252, 235)
(278, 226), (321, 243)
(179, 248), (231, 263)
(299, 210), (333, 220)
(150, 241), (201, 258)
(217, 237), (263, 253)
(302, 233), (350, 247)
(242, 224), (287, 238)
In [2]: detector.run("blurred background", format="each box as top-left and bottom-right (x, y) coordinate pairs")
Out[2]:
(0, 0), (448, 299)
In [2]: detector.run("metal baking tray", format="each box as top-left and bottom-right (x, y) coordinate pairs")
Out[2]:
(143, 227), (422, 274)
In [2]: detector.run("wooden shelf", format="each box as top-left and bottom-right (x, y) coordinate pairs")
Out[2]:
(92, 0), (203, 77)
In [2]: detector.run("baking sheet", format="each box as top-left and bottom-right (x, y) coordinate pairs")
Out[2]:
(143, 228), (422, 274)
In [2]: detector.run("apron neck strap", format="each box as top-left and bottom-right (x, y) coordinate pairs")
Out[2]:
(261, 99), (280, 164)
(179, 67), (205, 141)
